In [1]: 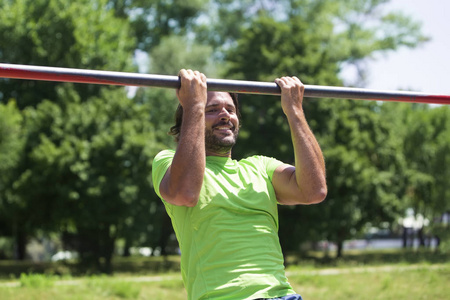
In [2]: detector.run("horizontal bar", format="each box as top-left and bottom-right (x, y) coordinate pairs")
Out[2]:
(1, 63), (449, 105)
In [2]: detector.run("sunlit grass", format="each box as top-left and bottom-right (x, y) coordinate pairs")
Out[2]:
(0, 264), (448, 300)
(0, 250), (449, 299)
(290, 264), (450, 300)
(0, 273), (186, 300)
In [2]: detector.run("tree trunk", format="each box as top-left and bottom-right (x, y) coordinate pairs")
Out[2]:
(417, 227), (426, 248)
(98, 225), (115, 274)
(336, 240), (344, 258)
(122, 238), (131, 257)
(402, 226), (408, 248)
(71, 225), (116, 274)
(15, 230), (27, 260)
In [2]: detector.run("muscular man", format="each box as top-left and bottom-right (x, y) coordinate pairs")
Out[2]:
(152, 69), (327, 300)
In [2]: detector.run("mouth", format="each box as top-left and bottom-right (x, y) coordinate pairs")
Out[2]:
(213, 123), (235, 134)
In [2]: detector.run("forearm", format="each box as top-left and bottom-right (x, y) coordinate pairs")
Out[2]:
(272, 76), (326, 205)
(286, 107), (327, 202)
(163, 105), (206, 206)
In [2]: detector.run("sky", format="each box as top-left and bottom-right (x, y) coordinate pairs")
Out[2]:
(361, 0), (450, 95)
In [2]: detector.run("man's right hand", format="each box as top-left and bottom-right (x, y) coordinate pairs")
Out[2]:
(177, 69), (207, 108)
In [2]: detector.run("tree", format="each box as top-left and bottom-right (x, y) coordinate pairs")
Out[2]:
(0, 0), (136, 108)
(0, 0), (438, 266)
(0, 0), (157, 270)
(12, 89), (159, 272)
(399, 105), (450, 248)
(222, 1), (428, 256)
(0, 101), (23, 194)
(108, 0), (208, 51)
(0, 101), (25, 258)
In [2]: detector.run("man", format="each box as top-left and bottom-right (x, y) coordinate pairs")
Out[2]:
(152, 69), (327, 300)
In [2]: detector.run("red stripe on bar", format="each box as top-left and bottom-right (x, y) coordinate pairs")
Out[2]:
(417, 94), (450, 105)
(0, 66), (127, 86)
(387, 94), (450, 105)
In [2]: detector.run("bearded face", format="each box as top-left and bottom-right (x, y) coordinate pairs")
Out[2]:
(204, 92), (240, 157)
(205, 120), (239, 155)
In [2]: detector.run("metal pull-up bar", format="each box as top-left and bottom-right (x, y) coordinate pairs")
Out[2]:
(0, 63), (449, 105)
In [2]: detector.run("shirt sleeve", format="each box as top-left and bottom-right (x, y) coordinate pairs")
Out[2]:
(152, 149), (175, 199)
(249, 155), (285, 181)
(264, 156), (285, 181)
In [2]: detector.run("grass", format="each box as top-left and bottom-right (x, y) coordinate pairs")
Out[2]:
(289, 264), (450, 300)
(0, 255), (181, 279)
(0, 273), (187, 300)
(0, 249), (449, 299)
(0, 264), (448, 299)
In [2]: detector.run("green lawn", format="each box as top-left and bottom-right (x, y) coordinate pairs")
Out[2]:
(289, 264), (449, 300)
(0, 250), (449, 299)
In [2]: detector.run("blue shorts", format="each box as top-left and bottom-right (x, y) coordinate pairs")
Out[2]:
(255, 294), (303, 300)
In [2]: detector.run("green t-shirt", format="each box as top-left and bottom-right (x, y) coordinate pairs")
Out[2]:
(152, 150), (296, 300)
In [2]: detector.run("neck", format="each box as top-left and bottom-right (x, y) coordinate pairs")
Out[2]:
(205, 149), (232, 158)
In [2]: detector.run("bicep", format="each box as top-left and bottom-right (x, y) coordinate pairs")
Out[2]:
(272, 164), (306, 205)
(158, 165), (199, 207)
(158, 166), (172, 202)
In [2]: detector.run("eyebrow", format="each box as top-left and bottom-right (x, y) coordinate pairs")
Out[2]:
(206, 103), (236, 109)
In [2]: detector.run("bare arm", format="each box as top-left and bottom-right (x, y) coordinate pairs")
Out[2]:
(159, 69), (207, 207)
(272, 76), (327, 205)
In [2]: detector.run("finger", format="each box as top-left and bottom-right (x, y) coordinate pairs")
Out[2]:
(275, 77), (288, 87)
(200, 72), (207, 83)
(179, 69), (196, 82)
(178, 69), (186, 89)
(193, 70), (205, 78)
(284, 76), (297, 84)
(193, 71), (206, 82)
(292, 76), (303, 85)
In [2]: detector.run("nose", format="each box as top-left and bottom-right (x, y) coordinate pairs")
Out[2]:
(218, 107), (230, 120)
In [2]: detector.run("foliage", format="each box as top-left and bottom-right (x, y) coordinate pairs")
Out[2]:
(0, 0), (136, 108)
(0, 0), (447, 272)
(220, 1), (428, 256)
(0, 101), (25, 237)
(401, 106), (450, 216)
(108, 0), (208, 51)
(10, 89), (160, 272)
(0, 101), (24, 175)
(399, 105), (450, 249)
(0, 0), (161, 271)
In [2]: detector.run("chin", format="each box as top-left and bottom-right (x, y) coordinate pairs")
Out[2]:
(205, 130), (238, 151)
(220, 136), (237, 145)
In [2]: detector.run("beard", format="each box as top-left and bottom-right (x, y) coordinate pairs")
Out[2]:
(205, 123), (239, 155)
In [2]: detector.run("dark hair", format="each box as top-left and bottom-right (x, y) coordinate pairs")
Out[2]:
(168, 93), (240, 142)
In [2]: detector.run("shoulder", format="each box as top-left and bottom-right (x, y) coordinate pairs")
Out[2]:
(154, 149), (175, 162)
(240, 155), (285, 179)
(152, 149), (175, 195)
(241, 155), (284, 166)
(153, 149), (176, 170)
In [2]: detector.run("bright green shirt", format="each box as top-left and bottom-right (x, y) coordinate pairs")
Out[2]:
(152, 150), (296, 300)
